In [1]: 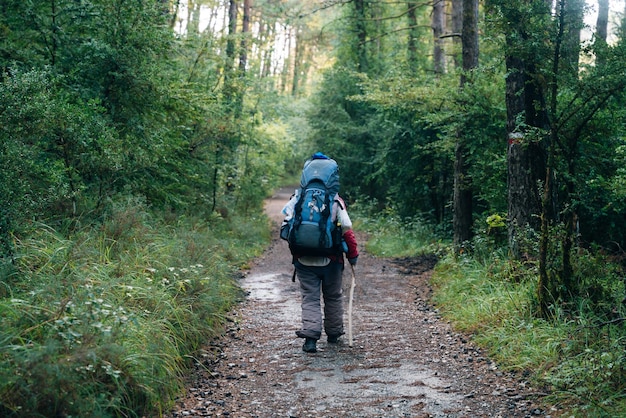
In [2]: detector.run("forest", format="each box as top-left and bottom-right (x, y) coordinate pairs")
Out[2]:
(1, 0), (626, 416)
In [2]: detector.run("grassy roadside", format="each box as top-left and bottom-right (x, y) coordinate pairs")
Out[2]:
(358, 212), (626, 417)
(0, 197), (270, 417)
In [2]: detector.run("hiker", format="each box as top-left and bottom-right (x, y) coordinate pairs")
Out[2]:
(280, 152), (359, 353)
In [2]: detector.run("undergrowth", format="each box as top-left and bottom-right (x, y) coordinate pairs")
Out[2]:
(361, 212), (626, 417)
(0, 196), (269, 417)
(354, 208), (447, 257)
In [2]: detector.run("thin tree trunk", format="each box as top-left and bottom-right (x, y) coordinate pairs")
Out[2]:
(188, 0), (199, 35)
(233, 0), (251, 117)
(453, 0), (478, 251)
(561, 0), (584, 79)
(292, 26), (304, 96)
(622, 1), (626, 39)
(354, 0), (368, 72)
(407, 2), (419, 72)
(432, 0), (446, 74)
(223, 0), (238, 110)
(595, 0), (609, 66)
(596, 0), (609, 42)
(280, 25), (293, 93)
(261, 23), (275, 79)
(239, 0), (251, 73)
(461, 0), (478, 84)
(451, 0), (463, 68)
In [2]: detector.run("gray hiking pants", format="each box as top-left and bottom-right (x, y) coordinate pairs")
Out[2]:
(294, 260), (344, 340)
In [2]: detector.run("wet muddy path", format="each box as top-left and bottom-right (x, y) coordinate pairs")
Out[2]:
(167, 188), (551, 417)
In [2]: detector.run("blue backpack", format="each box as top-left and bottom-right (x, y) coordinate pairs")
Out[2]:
(283, 154), (342, 256)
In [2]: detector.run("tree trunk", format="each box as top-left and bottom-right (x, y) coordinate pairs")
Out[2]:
(561, 0), (584, 79)
(232, 0), (251, 116)
(280, 25), (293, 93)
(239, 0), (252, 74)
(407, 2), (419, 73)
(595, 0), (609, 66)
(500, 0), (551, 263)
(461, 0), (478, 83)
(292, 26), (304, 96)
(239, 0), (251, 73)
(223, 0), (238, 111)
(506, 55), (549, 260)
(451, 0), (463, 68)
(432, 0), (446, 75)
(453, 0), (478, 252)
(261, 23), (275, 79)
(622, 1), (626, 40)
(596, 0), (609, 42)
(354, 0), (368, 72)
(188, 0), (200, 35)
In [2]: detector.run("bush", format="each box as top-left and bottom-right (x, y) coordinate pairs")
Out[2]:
(0, 198), (268, 417)
(431, 250), (626, 416)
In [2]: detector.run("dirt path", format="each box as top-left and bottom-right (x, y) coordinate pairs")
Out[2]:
(167, 188), (552, 417)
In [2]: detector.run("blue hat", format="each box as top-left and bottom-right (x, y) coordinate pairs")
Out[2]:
(312, 152), (330, 160)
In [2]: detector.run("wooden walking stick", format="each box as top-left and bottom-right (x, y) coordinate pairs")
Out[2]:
(347, 263), (356, 347)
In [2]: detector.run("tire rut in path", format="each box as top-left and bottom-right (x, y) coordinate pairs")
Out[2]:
(167, 189), (551, 418)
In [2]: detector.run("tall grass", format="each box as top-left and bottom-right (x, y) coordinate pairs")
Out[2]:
(0, 197), (269, 417)
(360, 212), (626, 417)
(433, 248), (626, 417)
(354, 209), (447, 257)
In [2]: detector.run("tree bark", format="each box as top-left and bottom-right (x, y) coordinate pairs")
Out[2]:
(499, 0), (550, 261)
(432, 0), (446, 74)
(407, 2), (419, 73)
(188, 0), (200, 35)
(506, 57), (548, 259)
(622, 1), (626, 40)
(561, 0), (584, 79)
(280, 25), (293, 93)
(239, 0), (251, 73)
(292, 26), (304, 96)
(595, 0), (609, 66)
(223, 0), (238, 111)
(451, 0), (463, 68)
(461, 0), (478, 83)
(453, 0), (478, 251)
(354, 0), (368, 72)
(596, 0), (609, 42)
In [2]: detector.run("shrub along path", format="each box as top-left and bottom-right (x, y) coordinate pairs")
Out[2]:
(167, 188), (554, 417)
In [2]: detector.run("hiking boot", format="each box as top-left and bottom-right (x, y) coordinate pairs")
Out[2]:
(327, 335), (340, 344)
(302, 337), (317, 353)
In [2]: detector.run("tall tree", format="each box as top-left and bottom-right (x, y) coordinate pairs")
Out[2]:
(407, 2), (419, 72)
(450, 0), (464, 68)
(595, 0), (609, 66)
(223, 0), (238, 110)
(292, 24), (305, 96)
(432, 0), (446, 74)
(490, 0), (550, 261)
(354, 0), (368, 72)
(239, 0), (251, 73)
(234, 0), (251, 115)
(453, 0), (478, 251)
(560, 0), (584, 79)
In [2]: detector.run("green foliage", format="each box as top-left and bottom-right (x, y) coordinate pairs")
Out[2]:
(354, 205), (447, 258)
(0, 198), (269, 417)
(325, 65), (507, 223)
(431, 248), (626, 416)
(307, 67), (388, 203)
